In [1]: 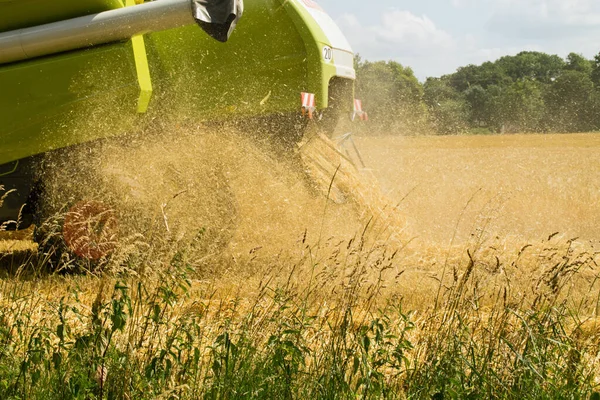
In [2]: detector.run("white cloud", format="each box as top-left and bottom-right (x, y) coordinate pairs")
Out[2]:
(336, 9), (456, 67)
(375, 11), (454, 49)
(488, 0), (600, 38)
(450, 0), (478, 8)
(333, 2), (599, 80)
(335, 10), (523, 79)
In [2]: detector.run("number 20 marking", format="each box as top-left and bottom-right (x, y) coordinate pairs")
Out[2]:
(323, 46), (333, 62)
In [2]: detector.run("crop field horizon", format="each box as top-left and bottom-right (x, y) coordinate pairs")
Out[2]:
(357, 132), (600, 245)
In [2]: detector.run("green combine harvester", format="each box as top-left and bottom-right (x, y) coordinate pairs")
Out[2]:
(0, 0), (359, 259)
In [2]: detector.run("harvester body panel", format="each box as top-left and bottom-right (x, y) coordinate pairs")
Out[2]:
(0, 0), (354, 167)
(0, 0), (125, 33)
(0, 0), (356, 234)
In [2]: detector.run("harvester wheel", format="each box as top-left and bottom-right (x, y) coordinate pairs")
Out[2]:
(62, 201), (118, 260)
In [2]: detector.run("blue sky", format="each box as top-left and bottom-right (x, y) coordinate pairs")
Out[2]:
(317, 0), (600, 80)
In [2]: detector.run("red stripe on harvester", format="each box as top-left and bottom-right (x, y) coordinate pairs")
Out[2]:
(301, 92), (315, 107)
(354, 99), (363, 112)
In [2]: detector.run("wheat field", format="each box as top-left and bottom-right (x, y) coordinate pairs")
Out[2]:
(1, 130), (600, 398)
(357, 132), (600, 244)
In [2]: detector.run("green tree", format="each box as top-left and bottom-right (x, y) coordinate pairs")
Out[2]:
(423, 77), (461, 105)
(496, 51), (565, 83)
(448, 62), (509, 92)
(545, 70), (597, 132)
(564, 52), (592, 75)
(355, 49), (600, 135)
(442, 52), (564, 133)
(591, 52), (600, 88)
(498, 80), (546, 133)
(355, 60), (427, 134)
(484, 85), (506, 132)
(423, 78), (469, 134)
(448, 64), (481, 92)
(464, 85), (488, 125)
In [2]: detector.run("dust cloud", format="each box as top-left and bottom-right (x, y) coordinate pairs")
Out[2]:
(11, 127), (600, 311)
(39, 123), (370, 269)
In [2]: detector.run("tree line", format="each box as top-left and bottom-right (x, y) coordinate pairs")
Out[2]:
(354, 51), (600, 134)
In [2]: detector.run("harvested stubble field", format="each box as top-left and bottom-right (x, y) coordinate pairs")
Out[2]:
(1, 130), (600, 399)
